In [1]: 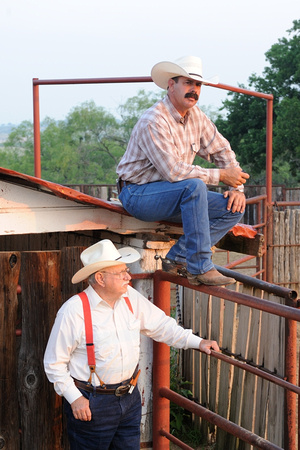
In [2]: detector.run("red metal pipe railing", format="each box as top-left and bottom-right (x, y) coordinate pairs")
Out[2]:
(160, 387), (283, 450)
(32, 75), (275, 282)
(273, 201), (300, 207)
(209, 349), (300, 395)
(214, 265), (298, 302)
(153, 277), (171, 450)
(33, 79), (41, 179)
(32, 76), (273, 184)
(153, 270), (299, 450)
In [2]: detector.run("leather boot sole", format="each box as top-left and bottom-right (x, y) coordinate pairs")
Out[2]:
(187, 269), (235, 286)
(161, 258), (187, 276)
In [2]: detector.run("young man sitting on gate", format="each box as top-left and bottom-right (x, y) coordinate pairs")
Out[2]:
(44, 239), (219, 450)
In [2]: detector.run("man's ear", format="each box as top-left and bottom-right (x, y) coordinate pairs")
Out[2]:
(167, 78), (175, 91)
(95, 272), (105, 287)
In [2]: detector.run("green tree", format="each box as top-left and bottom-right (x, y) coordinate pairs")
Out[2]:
(215, 20), (300, 185)
(1, 101), (126, 185)
(118, 89), (164, 141)
(55, 101), (125, 184)
(2, 120), (35, 175)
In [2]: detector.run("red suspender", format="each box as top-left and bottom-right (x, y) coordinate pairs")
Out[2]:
(78, 292), (134, 377)
(124, 296), (133, 314)
(78, 292), (96, 368)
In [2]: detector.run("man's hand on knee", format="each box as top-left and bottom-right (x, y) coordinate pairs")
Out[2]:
(223, 190), (246, 213)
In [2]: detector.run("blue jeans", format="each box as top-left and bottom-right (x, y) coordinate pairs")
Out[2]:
(64, 386), (141, 449)
(119, 179), (244, 274)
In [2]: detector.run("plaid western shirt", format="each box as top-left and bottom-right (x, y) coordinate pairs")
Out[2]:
(117, 95), (243, 191)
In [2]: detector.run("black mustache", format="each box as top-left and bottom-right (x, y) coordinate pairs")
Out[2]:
(185, 92), (199, 101)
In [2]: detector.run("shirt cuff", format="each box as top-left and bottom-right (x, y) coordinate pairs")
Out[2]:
(63, 382), (84, 405)
(206, 168), (220, 185)
(187, 333), (203, 349)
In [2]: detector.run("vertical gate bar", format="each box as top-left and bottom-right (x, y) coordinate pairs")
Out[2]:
(299, 344), (300, 450)
(266, 98), (273, 283)
(266, 98), (273, 205)
(153, 272), (171, 450)
(284, 310), (297, 450)
(261, 197), (267, 281)
(33, 79), (41, 178)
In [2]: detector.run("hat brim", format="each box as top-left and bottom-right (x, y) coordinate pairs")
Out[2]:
(71, 247), (140, 284)
(151, 61), (218, 90)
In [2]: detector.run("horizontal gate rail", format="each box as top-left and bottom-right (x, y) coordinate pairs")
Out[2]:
(159, 387), (283, 450)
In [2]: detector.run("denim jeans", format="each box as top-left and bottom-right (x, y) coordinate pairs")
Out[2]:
(64, 386), (141, 449)
(119, 179), (244, 274)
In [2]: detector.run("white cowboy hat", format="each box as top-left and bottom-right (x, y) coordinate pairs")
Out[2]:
(151, 55), (219, 90)
(72, 239), (140, 284)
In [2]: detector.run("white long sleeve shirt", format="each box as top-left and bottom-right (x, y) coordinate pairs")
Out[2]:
(44, 284), (202, 404)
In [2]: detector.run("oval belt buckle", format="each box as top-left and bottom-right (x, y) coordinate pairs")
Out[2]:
(115, 385), (130, 397)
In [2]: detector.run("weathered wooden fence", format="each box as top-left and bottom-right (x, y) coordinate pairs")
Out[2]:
(272, 208), (300, 292)
(182, 208), (300, 449)
(182, 285), (287, 449)
(0, 247), (89, 450)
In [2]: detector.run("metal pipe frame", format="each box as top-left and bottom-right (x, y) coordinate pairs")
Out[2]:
(32, 76), (273, 182)
(31, 75), (276, 281)
(159, 388), (283, 450)
(152, 270), (299, 450)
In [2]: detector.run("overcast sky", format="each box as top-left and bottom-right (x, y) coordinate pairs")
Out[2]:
(1, 0), (298, 125)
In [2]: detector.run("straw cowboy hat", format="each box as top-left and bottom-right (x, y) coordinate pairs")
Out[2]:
(151, 55), (219, 90)
(72, 239), (140, 284)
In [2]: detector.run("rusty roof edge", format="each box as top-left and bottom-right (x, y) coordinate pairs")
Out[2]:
(0, 167), (183, 230)
(0, 166), (130, 214)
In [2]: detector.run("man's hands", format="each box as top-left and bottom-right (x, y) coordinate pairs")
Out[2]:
(223, 190), (246, 213)
(219, 167), (250, 188)
(71, 395), (92, 421)
(199, 339), (220, 355)
(219, 168), (249, 213)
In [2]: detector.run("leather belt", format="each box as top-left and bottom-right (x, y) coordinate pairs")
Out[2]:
(74, 379), (131, 397)
(116, 178), (129, 195)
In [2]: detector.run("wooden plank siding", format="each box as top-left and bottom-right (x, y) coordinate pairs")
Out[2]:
(272, 209), (300, 293)
(1, 247), (88, 450)
(0, 252), (21, 450)
(182, 284), (286, 449)
(18, 251), (64, 449)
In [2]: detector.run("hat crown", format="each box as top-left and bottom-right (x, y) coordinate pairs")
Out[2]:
(81, 239), (122, 267)
(174, 55), (203, 78)
(72, 239), (140, 284)
(151, 55), (218, 90)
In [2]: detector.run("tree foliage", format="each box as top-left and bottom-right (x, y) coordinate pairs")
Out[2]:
(0, 92), (164, 185)
(215, 20), (300, 185)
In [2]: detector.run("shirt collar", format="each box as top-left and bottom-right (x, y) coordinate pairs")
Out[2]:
(85, 284), (126, 310)
(84, 285), (101, 309)
(164, 95), (190, 125)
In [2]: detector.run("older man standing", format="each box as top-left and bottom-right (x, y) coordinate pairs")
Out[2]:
(117, 55), (250, 286)
(44, 239), (219, 449)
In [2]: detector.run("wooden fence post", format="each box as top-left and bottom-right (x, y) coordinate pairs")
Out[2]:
(18, 251), (64, 449)
(0, 252), (21, 450)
